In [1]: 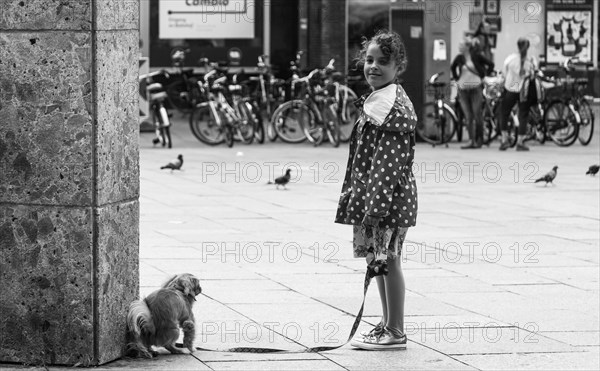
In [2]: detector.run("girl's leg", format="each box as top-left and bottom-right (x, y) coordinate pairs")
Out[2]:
(375, 276), (388, 325)
(384, 256), (405, 332)
(383, 228), (408, 334)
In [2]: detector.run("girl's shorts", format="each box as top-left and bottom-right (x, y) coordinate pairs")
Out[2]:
(353, 225), (408, 260)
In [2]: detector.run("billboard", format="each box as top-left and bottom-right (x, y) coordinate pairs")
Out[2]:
(159, 0), (255, 39)
(545, 0), (594, 64)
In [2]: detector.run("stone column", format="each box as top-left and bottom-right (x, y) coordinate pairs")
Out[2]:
(0, 0), (139, 366)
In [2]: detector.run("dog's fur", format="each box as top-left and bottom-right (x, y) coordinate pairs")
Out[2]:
(126, 273), (202, 358)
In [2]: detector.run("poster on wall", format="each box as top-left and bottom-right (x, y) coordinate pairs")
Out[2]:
(159, 0), (255, 39)
(546, 0), (594, 64)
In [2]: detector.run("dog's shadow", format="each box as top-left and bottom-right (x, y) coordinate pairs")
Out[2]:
(112, 349), (195, 368)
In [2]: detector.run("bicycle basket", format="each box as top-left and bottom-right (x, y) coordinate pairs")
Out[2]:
(483, 76), (503, 99)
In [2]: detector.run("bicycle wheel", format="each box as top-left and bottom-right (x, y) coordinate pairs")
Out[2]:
(271, 100), (309, 143)
(323, 104), (341, 147)
(302, 105), (324, 147)
(189, 104), (226, 145)
(417, 102), (456, 145)
(165, 80), (192, 114)
(266, 120), (278, 142)
(577, 99), (595, 146)
(265, 99), (283, 142)
(251, 101), (265, 144)
(235, 101), (255, 144)
(503, 111), (519, 147)
(338, 85), (359, 143)
(482, 102), (498, 145)
(545, 100), (578, 147)
(225, 125), (234, 147)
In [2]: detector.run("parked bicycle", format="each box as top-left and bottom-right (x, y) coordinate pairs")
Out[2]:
(245, 55), (287, 142)
(544, 57), (595, 146)
(323, 59), (360, 143)
(491, 69), (555, 148)
(263, 52), (305, 143)
(270, 61), (342, 146)
(417, 72), (459, 146)
(481, 73), (505, 145)
(140, 69), (173, 148)
(189, 60), (257, 147)
(515, 69), (560, 146)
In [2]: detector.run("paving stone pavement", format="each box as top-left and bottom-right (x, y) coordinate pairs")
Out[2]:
(6, 115), (599, 370)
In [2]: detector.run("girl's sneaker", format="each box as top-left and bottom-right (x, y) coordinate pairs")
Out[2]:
(359, 322), (384, 337)
(351, 322), (385, 348)
(352, 327), (407, 350)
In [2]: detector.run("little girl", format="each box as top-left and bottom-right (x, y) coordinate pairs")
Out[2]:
(335, 30), (418, 350)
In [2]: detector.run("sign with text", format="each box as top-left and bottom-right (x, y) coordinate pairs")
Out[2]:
(159, 0), (255, 39)
(547, 0), (593, 10)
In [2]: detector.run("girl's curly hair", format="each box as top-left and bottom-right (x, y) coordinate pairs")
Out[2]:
(355, 29), (408, 76)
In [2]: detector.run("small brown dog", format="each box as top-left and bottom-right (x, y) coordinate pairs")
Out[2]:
(126, 273), (202, 358)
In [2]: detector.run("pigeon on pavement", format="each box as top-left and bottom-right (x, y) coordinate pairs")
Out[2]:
(586, 165), (599, 176)
(535, 166), (558, 186)
(268, 169), (292, 189)
(160, 154), (183, 171)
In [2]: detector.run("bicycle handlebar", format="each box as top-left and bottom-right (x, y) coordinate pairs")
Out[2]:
(203, 69), (218, 81)
(139, 69), (169, 81)
(428, 71), (444, 85)
(325, 58), (335, 72)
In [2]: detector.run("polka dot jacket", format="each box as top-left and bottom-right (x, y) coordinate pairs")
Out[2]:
(335, 84), (418, 229)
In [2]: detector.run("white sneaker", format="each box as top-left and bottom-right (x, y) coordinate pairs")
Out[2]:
(359, 322), (384, 337)
(352, 328), (407, 351)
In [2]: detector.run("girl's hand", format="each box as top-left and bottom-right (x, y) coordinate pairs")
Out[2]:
(362, 215), (382, 227)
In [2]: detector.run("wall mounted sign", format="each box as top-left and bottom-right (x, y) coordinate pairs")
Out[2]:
(484, 0), (499, 15)
(433, 39), (447, 61)
(159, 0), (255, 39)
(545, 0), (594, 64)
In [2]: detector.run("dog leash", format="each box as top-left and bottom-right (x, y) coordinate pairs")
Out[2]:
(177, 265), (383, 353)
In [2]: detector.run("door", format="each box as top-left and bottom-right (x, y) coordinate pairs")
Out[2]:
(270, 0), (299, 79)
(391, 9), (425, 121)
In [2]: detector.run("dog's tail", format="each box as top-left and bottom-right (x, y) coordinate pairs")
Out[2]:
(126, 299), (156, 358)
(127, 299), (155, 338)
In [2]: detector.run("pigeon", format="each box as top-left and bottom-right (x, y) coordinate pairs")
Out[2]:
(267, 169), (292, 189)
(535, 166), (558, 186)
(586, 165), (599, 176)
(160, 154), (183, 171)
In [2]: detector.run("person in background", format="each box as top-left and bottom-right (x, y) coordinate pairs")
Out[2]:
(451, 37), (495, 149)
(497, 37), (538, 151)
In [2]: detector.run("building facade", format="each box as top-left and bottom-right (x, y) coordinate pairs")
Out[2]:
(140, 0), (599, 116)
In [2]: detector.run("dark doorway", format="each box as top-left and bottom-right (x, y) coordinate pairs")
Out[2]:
(270, 0), (299, 79)
(391, 9), (424, 120)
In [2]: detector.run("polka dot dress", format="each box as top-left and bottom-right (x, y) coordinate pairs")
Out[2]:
(334, 84), (418, 258)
